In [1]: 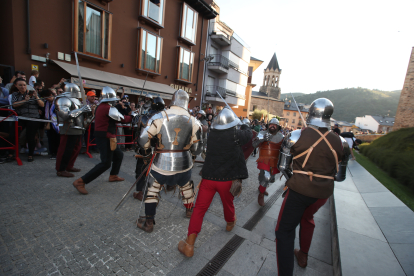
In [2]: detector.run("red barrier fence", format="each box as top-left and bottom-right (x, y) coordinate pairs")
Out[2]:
(84, 123), (135, 158)
(0, 109), (22, 165)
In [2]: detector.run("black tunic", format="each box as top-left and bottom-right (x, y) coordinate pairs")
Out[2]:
(202, 125), (252, 181)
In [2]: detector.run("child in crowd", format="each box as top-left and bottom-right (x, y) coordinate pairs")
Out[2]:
(29, 70), (39, 87)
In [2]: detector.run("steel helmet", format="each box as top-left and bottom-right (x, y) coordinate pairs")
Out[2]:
(306, 98), (334, 128)
(100, 86), (117, 103)
(268, 118), (280, 126)
(151, 96), (165, 111)
(211, 107), (241, 130)
(63, 83), (81, 98)
(170, 89), (189, 110)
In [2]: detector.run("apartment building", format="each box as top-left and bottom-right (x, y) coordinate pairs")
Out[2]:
(0, 0), (217, 108)
(201, 1), (251, 111)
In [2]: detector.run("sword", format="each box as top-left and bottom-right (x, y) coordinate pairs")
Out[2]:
(290, 92), (307, 128)
(136, 146), (157, 222)
(114, 161), (151, 211)
(74, 52), (86, 102)
(215, 90), (239, 118)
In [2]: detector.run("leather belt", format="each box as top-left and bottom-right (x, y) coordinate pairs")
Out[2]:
(292, 170), (334, 182)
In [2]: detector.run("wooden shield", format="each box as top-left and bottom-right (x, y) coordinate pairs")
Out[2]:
(241, 130), (258, 161)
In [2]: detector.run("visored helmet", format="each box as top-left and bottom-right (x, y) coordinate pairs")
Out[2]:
(63, 83), (81, 98)
(171, 89), (189, 110)
(211, 107), (241, 130)
(306, 98), (334, 128)
(151, 96), (165, 111)
(100, 86), (117, 103)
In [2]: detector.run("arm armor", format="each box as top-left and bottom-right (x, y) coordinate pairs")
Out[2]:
(252, 133), (264, 148)
(56, 97), (92, 121)
(334, 136), (351, 182)
(277, 130), (301, 180)
(190, 123), (203, 156)
(108, 106), (125, 121)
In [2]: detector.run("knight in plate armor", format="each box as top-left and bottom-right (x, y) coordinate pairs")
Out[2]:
(136, 90), (202, 233)
(275, 98), (348, 275)
(178, 107), (252, 258)
(133, 96), (166, 201)
(55, 83), (92, 178)
(72, 87), (134, 195)
(252, 118), (284, 206)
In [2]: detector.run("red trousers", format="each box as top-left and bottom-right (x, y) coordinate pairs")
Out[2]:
(275, 189), (328, 275)
(187, 179), (235, 236)
(55, 135), (82, 172)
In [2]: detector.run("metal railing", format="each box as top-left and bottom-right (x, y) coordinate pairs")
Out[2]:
(208, 55), (229, 69)
(228, 59), (247, 75)
(205, 85), (227, 98)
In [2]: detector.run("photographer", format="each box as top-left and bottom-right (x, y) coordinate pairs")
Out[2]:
(115, 94), (133, 151)
(11, 78), (44, 162)
(340, 132), (362, 160)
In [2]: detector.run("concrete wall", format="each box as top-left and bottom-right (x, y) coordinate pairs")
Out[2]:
(394, 47), (414, 130)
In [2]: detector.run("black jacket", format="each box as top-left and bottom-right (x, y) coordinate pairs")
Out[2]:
(202, 126), (252, 181)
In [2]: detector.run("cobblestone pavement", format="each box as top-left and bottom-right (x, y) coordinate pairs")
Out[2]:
(0, 151), (262, 276)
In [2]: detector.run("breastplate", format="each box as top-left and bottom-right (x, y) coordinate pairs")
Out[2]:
(158, 113), (193, 150)
(70, 98), (85, 130)
(259, 141), (282, 160)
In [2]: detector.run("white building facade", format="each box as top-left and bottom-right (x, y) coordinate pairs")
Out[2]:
(355, 115), (395, 133)
(201, 2), (251, 110)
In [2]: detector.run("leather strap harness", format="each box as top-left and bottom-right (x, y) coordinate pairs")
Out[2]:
(292, 128), (338, 181)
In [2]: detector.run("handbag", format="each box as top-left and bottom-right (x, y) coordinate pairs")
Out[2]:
(229, 179), (242, 197)
(110, 137), (117, 151)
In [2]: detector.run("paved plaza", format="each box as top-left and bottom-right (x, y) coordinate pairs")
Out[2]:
(0, 151), (336, 276)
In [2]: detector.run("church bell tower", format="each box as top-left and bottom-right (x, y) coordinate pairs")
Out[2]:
(259, 53), (282, 99)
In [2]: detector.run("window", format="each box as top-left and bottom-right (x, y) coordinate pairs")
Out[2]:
(177, 47), (194, 83)
(292, 119), (295, 124)
(287, 112), (290, 116)
(293, 112), (296, 116)
(286, 119), (289, 123)
(180, 3), (198, 45)
(136, 28), (163, 74)
(141, 0), (165, 27)
(253, 105), (257, 111)
(74, 0), (112, 60)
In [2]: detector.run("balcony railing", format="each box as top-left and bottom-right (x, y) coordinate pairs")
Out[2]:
(208, 55), (229, 69)
(205, 85), (227, 98)
(228, 60), (247, 75)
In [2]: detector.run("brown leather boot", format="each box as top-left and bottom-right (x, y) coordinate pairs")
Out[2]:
(136, 217), (155, 233)
(226, 216), (237, 232)
(67, 167), (81, 172)
(294, 249), (308, 268)
(258, 187), (269, 196)
(186, 208), (193, 218)
(133, 191), (144, 201)
(178, 233), (197, 257)
(73, 178), (88, 195)
(258, 193), (265, 206)
(109, 175), (125, 182)
(57, 171), (75, 178)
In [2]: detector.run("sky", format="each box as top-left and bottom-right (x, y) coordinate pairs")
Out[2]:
(215, 0), (414, 94)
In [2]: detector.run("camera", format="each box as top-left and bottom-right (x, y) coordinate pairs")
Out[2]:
(124, 102), (130, 106)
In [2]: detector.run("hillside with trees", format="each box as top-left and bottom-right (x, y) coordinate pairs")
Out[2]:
(281, 88), (401, 122)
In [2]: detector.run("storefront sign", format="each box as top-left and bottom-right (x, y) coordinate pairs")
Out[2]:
(170, 84), (192, 94)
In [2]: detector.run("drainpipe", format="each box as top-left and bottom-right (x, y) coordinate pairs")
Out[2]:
(26, 0), (31, 54)
(200, 19), (211, 109)
(196, 16), (205, 92)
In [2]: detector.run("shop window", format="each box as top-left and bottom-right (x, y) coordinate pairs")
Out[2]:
(140, 0), (165, 28)
(136, 28), (163, 74)
(74, 0), (112, 61)
(180, 3), (198, 45)
(177, 47), (194, 83)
